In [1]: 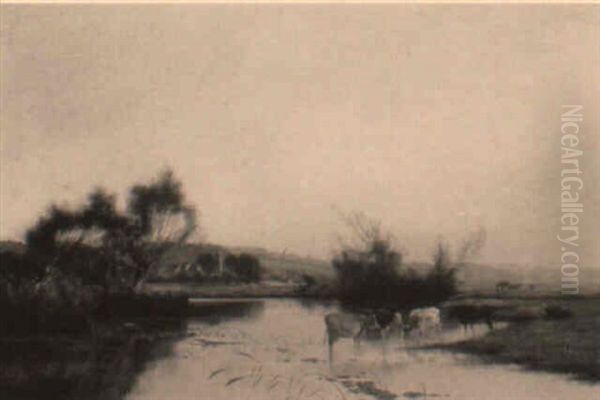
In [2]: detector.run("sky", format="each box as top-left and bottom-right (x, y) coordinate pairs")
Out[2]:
(1, 4), (599, 268)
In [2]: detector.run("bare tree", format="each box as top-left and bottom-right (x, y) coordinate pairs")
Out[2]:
(455, 226), (487, 268)
(336, 211), (395, 254)
(126, 169), (197, 289)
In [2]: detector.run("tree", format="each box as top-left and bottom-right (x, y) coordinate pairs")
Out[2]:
(236, 253), (261, 283)
(332, 212), (403, 307)
(128, 170), (196, 244)
(26, 189), (130, 251)
(425, 239), (458, 303)
(455, 226), (487, 268)
(23, 169), (197, 292)
(196, 252), (219, 276)
(422, 229), (486, 305)
(337, 211), (394, 254)
(24, 189), (132, 289)
(224, 253), (261, 283)
(126, 170), (197, 288)
(331, 211), (485, 309)
(0, 250), (43, 291)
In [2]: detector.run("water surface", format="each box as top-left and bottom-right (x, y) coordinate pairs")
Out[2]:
(127, 299), (599, 400)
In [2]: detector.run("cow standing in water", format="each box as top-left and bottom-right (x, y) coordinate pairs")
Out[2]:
(446, 304), (496, 333)
(407, 307), (441, 338)
(324, 311), (403, 366)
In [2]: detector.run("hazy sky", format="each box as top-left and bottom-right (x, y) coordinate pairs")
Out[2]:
(1, 4), (599, 267)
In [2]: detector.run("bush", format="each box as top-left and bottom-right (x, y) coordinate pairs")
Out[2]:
(224, 253), (261, 283)
(0, 250), (45, 289)
(1, 169), (197, 336)
(332, 239), (400, 307)
(332, 238), (457, 310)
(196, 253), (219, 276)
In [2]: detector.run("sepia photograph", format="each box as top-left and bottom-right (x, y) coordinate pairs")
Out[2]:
(0, 2), (599, 399)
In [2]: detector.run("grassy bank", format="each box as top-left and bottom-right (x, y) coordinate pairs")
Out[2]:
(439, 297), (600, 382)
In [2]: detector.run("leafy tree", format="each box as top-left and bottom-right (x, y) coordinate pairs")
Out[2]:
(236, 253), (261, 283)
(126, 170), (197, 288)
(0, 250), (43, 290)
(224, 253), (261, 283)
(128, 170), (196, 243)
(22, 169), (197, 292)
(332, 212), (403, 307)
(331, 212), (480, 309)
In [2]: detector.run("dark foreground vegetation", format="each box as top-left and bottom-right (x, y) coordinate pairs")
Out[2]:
(0, 317), (185, 400)
(0, 170), (198, 399)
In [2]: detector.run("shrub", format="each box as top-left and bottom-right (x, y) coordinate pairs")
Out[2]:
(1, 169), (197, 336)
(332, 239), (407, 308)
(331, 213), (460, 309)
(224, 253), (261, 283)
(196, 253), (219, 276)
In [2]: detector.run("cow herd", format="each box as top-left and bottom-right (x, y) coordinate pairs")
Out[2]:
(324, 306), (442, 365)
(324, 301), (572, 366)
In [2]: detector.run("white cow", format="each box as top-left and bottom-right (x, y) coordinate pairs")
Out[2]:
(408, 307), (441, 337)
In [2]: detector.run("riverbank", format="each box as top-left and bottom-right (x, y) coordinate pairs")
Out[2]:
(142, 280), (335, 299)
(436, 297), (600, 382)
(142, 283), (600, 384)
(126, 298), (600, 400)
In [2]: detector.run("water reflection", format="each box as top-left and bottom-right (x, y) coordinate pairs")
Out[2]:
(127, 299), (598, 400)
(187, 298), (265, 324)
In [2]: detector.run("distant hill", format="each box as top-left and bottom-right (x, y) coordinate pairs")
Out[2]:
(153, 243), (334, 283)
(254, 250), (333, 282)
(258, 254), (600, 295)
(450, 262), (600, 295)
(7, 238), (597, 295)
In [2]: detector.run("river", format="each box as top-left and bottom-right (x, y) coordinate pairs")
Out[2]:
(126, 299), (598, 400)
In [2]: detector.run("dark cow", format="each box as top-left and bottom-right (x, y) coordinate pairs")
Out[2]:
(544, 304), (573, 320)
(492, 305), (547, 322)
(446, 303), (500, 331)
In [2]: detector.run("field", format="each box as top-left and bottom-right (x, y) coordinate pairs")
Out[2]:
(437, 296), (600, 382)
